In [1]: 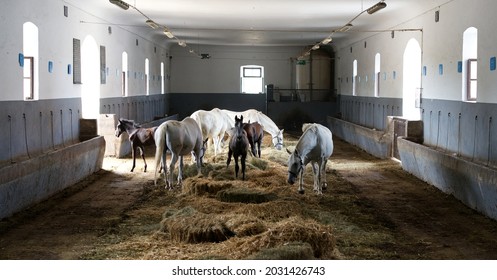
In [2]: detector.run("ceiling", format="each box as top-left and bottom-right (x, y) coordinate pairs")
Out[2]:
(70, 0), (449, 49)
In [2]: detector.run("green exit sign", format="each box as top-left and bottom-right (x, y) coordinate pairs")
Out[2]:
(297, 60), (306, 65)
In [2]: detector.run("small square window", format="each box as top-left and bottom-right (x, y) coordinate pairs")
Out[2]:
(243, 67), (261, 77)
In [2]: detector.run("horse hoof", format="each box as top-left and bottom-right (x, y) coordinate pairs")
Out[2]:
(298, 189), (305, 195)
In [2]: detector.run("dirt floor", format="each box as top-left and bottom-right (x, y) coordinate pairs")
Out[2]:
(1, 133), (497, 260)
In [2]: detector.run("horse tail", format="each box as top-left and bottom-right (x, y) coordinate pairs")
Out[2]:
(154, 123), (167, 185)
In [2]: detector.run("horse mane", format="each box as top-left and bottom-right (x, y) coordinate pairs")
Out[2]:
(120, 118), (142, 128)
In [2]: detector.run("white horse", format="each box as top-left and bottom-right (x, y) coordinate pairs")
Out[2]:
(190, 108), (233, 156)
(153, 117), (207, 189)
(221, 109), (284, 150)
(286, 123), (333, 195)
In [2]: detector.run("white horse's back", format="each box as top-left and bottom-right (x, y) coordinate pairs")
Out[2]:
(288, 123), (333, 195)
(299, 123), (333, 158)
(154, 117), (203, 187)
(221, 109), (284, 150)
(190, 108), (231, 155)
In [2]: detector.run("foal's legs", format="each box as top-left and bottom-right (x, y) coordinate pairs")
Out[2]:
(241, 153), (246, 180)
(249, 136), (257, 157)
(257, 139), (262, 158)
(234, 155), (240, 179)
(227, 148), (233, 166)
(139, 146), (147, 172)
(130, 145), (137, 172)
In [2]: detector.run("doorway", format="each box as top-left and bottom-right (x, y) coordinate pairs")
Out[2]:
(402, 38), (422, 120)
(81, 36), (100, 119)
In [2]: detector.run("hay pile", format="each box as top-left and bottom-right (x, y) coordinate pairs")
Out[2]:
(159, 206), (335, 258)
(160, 207), (235, 243)
(216, 187), (277, 204)
(229, 216), (335, 259)
(247, 242), (315, 260)
(152, 134), (337, 259)
(182, 177), (234, 196)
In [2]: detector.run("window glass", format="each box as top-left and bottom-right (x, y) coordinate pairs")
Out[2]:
(240, 65), (264, 94)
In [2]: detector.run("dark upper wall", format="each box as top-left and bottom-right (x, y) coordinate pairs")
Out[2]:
(167, 92), (338, 131)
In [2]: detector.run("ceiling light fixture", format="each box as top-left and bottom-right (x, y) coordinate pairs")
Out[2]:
(297, 1), (388, 58)
(367, 1), (387, 15)
(145, 19), (159, 29)
(109, 0), (199, 58)
(337, 23), (353, 33)
(109, 0), (129, 10)
(321, 37), (333, 44)
(163, 28), (174, 39)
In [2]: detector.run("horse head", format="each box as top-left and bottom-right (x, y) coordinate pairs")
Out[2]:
(286, 148), (303, 185)
(192, 138), (209, 165)
(234, 115), (243, 126)
(115, 119), (126, 137)
(272, 129), (284, 150)
(234, 115), (246, 140)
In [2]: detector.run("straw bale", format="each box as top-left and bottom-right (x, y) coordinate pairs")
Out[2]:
(182, 177), (233, 196)
(176, 196), (237, 215)
(247, 242), (315, 260)
(248, 157), (268, 170)
(222, 214), (267, 237)
(160, 207), (235, 243)
(233, 199), (304, 221)
(216, 187), (277, 204)
(231, 216), (335, 258)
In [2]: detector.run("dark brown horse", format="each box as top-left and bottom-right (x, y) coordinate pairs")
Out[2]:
(243, 121), (264, 158)
(227, 115), (249, 180)
(115, 119), (157, 172)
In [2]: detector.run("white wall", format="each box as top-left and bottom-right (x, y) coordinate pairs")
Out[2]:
(0, 0), (170, 101)
(335, 0), (497, 104)
(336, 30), (416, 99)
(169, 45), (301, 93)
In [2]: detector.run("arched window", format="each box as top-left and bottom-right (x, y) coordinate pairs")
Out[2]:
(81, 35), (100, 119)
(23, 22), (38, 100)
(402, 38), (422, 120)
(463, 27), (478, 102)
(240, 65), (264, 94)
(374, 53), (381, 97)
(145, 58), (150, 95)
(160, 62), (165, 94)
(121, 52), (128, 96)
(352, 60), (358, 96)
